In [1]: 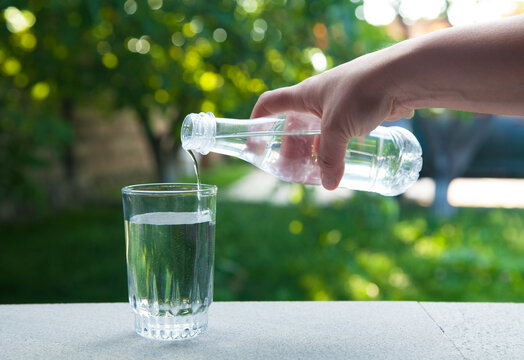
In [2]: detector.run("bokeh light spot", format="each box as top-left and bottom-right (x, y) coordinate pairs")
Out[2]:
(127, 37), (151, 54)
(365, 283), (380, 298)
(102, 53), (118, 69)
(289, 184), (304, 204)
(447, 0), (517, 26)
(147, 0), (163, 10)
(199, 71), (223, 91)
(124, 0), (137, 15)
(171, 32), (185, 47)
(127, 38), (138, 52)
(388, 268), (410, 288)
(201, 99), (216, 113)
(313, 290), (330, 301)
(253, 18), (267, 32)
(19, 33), (37, 50)
(399, 0), (446, 21)
(4, 7), (36, 33)
(313, 22), (327, 39)
(182, 23), (196, 38)
(190, 18), (204, 34)
(250, 29), (264, 42)
(239, 0), (259, 13)
(325, 229), (342, 245)
(2, 57), (21, 76)
(92, 22), (113, 39)
(213, 28), (227, 43)
(183, 50), (201, 70)
(154, 89), (169, 103)
(414, 237), (444, 258)
(289, 220), (303, 235)
(196, 38), (213, 57)
(311, 52), (327, 72)
(31, 82), (50, 100)
(363, 0), (396, 26)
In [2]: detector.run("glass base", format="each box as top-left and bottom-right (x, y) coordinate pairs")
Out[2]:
(134, 312), (208, 340)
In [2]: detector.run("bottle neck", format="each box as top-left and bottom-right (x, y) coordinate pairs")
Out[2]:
(181, 112), (321, 155)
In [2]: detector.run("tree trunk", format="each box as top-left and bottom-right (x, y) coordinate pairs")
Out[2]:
(61, 98), (75, 182)
(417, 113), (494, 218)
(136, 108), (164, 181)
(433, 176), (456, 218)
(136, 108), (181, 182)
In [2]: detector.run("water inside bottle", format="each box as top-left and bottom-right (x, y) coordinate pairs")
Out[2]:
(212, 122), (379, 190)
(214, 130), (408, 195)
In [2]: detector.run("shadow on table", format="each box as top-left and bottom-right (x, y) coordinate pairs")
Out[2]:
(78, 325), (433, 360)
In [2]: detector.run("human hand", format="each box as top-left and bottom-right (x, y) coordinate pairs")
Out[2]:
(274, 112), (321, 184)
(245, 112), (322, 184)
(251, 49), (414, 190)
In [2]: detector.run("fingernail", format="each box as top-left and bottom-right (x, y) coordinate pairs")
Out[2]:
(322, 175), (337, 190)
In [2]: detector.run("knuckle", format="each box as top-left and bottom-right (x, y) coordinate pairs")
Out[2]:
(258, 91), (272, 103)
(317, 154), (338, 170)
(295, 78), (319, 114)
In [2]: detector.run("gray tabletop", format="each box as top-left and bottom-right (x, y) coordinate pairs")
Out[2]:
(1, 301), (522, 360)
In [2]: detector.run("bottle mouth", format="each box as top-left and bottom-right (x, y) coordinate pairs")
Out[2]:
(181, 112), (216, 155)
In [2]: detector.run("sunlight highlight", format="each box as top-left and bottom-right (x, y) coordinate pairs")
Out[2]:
(362, 0), (524, 26)
(4, 7), (35, 33)
(363, 0), (397, 26)
(404, 178), (524, 209)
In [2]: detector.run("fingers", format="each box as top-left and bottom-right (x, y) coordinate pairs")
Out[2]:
(387, 103), (415, 121)
(251, 82), (319, 119)
(317, 110), (350, 190)
(251, 79), (350, 190)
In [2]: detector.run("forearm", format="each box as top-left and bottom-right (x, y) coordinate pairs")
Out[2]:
(388, 14), (524, 116)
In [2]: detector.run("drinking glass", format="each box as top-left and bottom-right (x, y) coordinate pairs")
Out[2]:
(122, 183), (217, 340)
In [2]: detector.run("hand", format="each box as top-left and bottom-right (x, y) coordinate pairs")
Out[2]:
(245, 112), (322, 184)
(251, 49), (413, 190)
(275, 112), (321, 185)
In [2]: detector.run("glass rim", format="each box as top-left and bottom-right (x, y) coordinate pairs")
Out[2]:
(121, 183), (217, 195)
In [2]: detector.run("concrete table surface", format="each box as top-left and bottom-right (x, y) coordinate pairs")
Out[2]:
(0, 301), (522, 360)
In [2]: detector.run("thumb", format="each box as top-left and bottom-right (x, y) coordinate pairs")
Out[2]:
(251, 83), (320, 118)
(317, 110), (350, 190)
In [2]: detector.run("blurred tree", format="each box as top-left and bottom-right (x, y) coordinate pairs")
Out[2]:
(0, 0), (392, 208)
(415, 111), (494, 218)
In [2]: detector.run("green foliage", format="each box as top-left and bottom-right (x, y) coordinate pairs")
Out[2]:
(0, 207), (127, 302)
(0, 0), (393, 203)
(1, 196), (523, 304)
(181, 158), (252, 189)
(3, 1), (518, 306)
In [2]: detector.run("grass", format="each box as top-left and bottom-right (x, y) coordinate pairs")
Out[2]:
(0, 207), (127, 303)
(1, 193), (523, 304)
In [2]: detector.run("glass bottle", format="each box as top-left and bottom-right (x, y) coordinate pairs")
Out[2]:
(181, 112), (422, 196)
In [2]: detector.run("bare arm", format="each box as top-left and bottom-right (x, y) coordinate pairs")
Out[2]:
(392, 14), (524, 115)
(251, 14), (524, 190)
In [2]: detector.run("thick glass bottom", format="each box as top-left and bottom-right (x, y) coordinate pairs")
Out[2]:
(134, 312), (208, 340)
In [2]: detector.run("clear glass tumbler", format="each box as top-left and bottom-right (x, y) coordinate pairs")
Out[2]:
(122, 183), (217, 340)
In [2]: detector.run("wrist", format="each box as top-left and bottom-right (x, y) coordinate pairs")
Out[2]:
(381, 38), (429, 112)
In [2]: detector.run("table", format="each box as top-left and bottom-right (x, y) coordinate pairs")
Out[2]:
(1, 302), (522, 359)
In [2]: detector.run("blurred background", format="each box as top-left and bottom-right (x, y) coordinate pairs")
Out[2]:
(1, 0), (524, 304)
